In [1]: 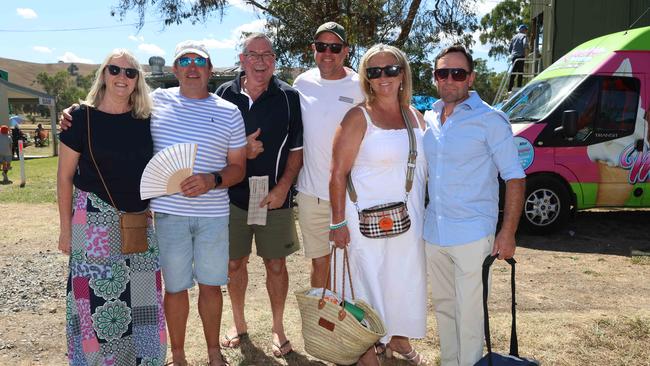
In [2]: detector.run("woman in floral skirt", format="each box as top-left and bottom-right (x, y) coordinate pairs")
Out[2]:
(57, 49), (166, 365)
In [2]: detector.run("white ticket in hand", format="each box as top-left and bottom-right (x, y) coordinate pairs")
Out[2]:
(247, 176), (269, 225)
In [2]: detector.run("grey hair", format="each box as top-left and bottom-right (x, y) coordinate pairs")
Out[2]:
(241, 32), (274, 53)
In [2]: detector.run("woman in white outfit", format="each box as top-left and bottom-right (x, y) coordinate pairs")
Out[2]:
(329, 44), (428, 366)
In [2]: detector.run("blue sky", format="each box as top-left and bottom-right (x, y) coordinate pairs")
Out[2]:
(0, 0), (507, 71)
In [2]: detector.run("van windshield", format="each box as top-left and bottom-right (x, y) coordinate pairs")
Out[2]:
(500, 75), (584, 122)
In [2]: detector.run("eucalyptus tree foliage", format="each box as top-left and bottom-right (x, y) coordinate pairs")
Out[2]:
(478, 0), (530, 59)
(111, 0), (230, 28)
(111, 0), (479, 95)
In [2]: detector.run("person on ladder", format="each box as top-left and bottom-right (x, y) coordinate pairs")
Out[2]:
(508, 24), (528, 92)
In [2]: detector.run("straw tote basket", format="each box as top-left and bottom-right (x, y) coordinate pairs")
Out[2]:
(295, 247), (386, 365)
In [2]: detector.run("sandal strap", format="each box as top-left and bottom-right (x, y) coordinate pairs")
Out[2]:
(403, 348), (425, 365)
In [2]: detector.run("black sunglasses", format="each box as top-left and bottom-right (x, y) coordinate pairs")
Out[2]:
(106, 64), (139, 79)
(434, 68), (469, 82)
(314, 42), (344, 54)
(366, 65), (402, 79)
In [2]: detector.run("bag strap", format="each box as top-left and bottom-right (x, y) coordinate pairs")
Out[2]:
(319, 247), (355, 319)
(86, 106), (120, 212)
(482, 254), (519, 366)
(347, 107), (417, 205)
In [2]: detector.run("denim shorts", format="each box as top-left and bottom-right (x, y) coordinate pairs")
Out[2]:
(154, 212), (229, 293)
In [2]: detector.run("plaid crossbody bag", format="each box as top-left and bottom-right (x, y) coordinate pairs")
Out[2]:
(347, 108), (417, 239)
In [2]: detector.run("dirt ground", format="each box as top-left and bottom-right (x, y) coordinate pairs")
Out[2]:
(0, 203), (649, 366)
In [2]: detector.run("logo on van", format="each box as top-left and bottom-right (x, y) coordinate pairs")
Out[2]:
(620, 143), (650, 183)
(514, 137), (534, 170)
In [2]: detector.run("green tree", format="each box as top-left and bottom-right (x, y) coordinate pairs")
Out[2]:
(35, 71), (88, 115)
(111, 0), (480, 96)
(259, 0), (478, 68)
(76, 72), (96, 90)
(478, 0), (530, 59)
(471, 58), (504, 104)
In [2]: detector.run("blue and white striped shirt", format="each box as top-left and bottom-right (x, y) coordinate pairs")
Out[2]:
(149, 87), (247, 217)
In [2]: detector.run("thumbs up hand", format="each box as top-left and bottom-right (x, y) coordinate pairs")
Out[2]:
(246, 128), (264, 159)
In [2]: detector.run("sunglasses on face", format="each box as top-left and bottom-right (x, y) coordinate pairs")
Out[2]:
(313, 42), (344, 54)
(366, 65), (402, 79)
(177, 56), (208, 68)
(434, 68), (469, 81)
(106, 64), (139, 79)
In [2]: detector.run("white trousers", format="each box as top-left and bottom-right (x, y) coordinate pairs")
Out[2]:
(425, 235), (494, 366)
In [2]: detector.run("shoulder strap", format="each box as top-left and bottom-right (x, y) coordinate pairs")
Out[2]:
(409, 107), (424, 131)
(402, 108), (417, 193)
(358, 106), (373, 128)
(86, 107), (119, 211)
(482, 255), (519, 366)
(346, 107), (417, 205)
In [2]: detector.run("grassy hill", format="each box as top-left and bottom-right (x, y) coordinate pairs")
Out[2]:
(0, 57), (99, 92)
(0, 57), (171, 92)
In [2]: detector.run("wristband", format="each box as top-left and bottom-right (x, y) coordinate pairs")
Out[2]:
(329, 219), (347, 230)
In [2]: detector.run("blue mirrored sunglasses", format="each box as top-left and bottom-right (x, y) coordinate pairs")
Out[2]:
(177, 56), (208, 68)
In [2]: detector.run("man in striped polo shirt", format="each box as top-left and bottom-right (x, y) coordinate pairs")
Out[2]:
(151, 41), (247, 366)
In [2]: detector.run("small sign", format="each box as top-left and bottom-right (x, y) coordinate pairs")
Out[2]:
(514, 136), (534, 170)
(39, 96), (55, 106)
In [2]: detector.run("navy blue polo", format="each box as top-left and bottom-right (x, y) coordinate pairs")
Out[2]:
(216, 72), (303, 210)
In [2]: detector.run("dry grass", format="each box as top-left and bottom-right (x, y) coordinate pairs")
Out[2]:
(0, 203), (649, 365)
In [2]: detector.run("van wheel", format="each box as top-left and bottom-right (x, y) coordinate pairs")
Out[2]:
(521, 176), (570, 235)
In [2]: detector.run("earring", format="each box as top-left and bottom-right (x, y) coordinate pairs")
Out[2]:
(399, 82), (403, 91)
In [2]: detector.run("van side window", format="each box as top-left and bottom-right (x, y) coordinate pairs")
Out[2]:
(595, 78), (638, 136)
(572, 75), (640, 143)
(574, 80), (600, 141)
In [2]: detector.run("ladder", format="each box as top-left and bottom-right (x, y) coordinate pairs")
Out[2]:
(492, 55), (543, 106)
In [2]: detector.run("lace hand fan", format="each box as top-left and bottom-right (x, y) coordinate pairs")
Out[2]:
(140, 143), (198, 199)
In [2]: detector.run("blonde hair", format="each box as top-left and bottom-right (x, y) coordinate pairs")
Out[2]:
(358, 44), (413, 108)
(82, 49), (152, 119)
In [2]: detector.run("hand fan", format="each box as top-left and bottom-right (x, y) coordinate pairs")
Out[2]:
(140, 143), (198, 199)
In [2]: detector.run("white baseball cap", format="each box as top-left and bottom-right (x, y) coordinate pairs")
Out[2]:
(173, 40), (210, 63)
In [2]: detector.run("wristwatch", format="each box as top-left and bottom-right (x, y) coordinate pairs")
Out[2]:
(211, 172), (223, 188)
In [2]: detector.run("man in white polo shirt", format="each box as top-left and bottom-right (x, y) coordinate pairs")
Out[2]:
(293, 22), (364, 288)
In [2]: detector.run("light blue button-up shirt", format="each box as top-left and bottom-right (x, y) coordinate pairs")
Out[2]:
(423, 91), (525, 246)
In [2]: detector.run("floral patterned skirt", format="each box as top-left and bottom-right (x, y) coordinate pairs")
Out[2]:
(65, 189), (167, 366)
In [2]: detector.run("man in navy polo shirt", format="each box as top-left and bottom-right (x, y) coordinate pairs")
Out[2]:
(216, 33), (303, 358)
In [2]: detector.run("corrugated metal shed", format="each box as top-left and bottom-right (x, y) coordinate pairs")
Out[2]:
(531, 0), (650, 69)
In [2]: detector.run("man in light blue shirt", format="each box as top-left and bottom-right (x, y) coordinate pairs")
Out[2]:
(423, 46), (525, 366)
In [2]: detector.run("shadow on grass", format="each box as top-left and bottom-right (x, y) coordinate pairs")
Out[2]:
(227, 336), (328, 366)
(517, 209), (650, 256)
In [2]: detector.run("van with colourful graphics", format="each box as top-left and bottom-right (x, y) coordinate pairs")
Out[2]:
(500, 26), (650, 234)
